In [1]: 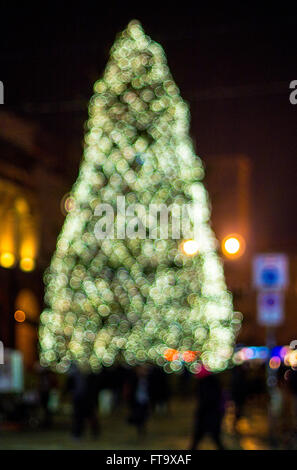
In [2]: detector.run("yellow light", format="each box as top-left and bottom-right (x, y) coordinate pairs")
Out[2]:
(14, 310), (26, 323)
(181, 239), (199, 256)
(286, 350), (297, 368)
(225, 237), (240, 254)
(222, 234), (245, 259)
(0, 252), (15, 268)
(20, 257), (35, 272)
(15, 198), (29, 215)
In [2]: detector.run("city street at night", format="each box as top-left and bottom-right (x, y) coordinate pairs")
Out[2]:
(0, 2), (297, 462)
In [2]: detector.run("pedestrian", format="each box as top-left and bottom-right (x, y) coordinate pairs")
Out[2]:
(149, 365), (171, 414)
(35, 363), (57, 429)
(67, 363), (100, 440)
(230, 364), (247, 432)
(67, 363), (87, 439)
(127, 365), (151, 437)
(190, 368), (225, 450)
(85, 371), (101, 438)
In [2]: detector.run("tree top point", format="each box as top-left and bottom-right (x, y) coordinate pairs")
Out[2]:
(128, 19), (142, 27)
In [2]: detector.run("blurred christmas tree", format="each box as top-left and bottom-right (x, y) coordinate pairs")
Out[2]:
(39, 20), (240, 374)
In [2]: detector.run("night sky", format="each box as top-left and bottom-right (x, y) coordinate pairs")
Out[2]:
(1, 3), (296, 252)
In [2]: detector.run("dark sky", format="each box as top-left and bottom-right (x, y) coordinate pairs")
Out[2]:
(0, 3), (297, 252)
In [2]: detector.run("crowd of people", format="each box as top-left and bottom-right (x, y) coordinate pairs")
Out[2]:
(65, 363), (172, 440)
(2, 360), (297, 449)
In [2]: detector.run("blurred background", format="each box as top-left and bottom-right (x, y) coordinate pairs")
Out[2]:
(0, 2), (296, 450)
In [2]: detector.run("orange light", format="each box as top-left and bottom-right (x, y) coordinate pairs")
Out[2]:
(180, 239), (199, 256)
(14, 310), (26, 323)
(182, 350), (198, 363)
(20, 257), (35, 272)
(221, 233), (246, 259)
(225, 237), (240, 254)
(0, 252), (15, 268)
(15, 198), (29, 215)
(164, 348), (179, 361)
(285, 350), (297, 368)
(269, 356), (281, 369)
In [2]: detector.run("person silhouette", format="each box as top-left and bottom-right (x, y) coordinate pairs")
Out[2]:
(190, 368), (225, 450)
(127, 365), (151, 436)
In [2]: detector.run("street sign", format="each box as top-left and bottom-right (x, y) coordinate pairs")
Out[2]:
(253, 253), (288, 290)
(257, 291), (284, 326)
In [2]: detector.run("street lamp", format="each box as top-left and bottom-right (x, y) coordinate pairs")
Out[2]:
(0, 252), (15, 268)
(221, 233), (245, 259)
(180, 239), (199, 256)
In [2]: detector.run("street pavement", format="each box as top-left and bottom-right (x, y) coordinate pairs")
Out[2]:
(0, 398), (270, 450)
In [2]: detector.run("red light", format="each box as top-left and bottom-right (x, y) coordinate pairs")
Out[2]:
(182, 351), (197, 363)
(164, 349), (179, 361)
(14, 310), (26, 323)
(269, 356), (281, 369)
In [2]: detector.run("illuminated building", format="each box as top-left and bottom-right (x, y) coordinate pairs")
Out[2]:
(0, 111), (76, 368)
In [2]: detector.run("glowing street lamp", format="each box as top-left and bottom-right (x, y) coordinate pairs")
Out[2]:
(225, 237), (240, 254)
(0, 252), (15, 268)
(222, 234), (245, 259)
(181, 239), (199, 256)
(20, 257), (35, 272)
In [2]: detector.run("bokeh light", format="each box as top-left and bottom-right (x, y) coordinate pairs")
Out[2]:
(0, 252), (15, 268)
(20, 257), (35, 272)
(222, 234), (245, 259)
(61, 194), (76, 216)
(225, 238), (240, 254)
(180, 239), (199, 256)
(14, 310), (26, 323)
(39, 20), (238, 374)
(269, 356), (281, 369)
(164, 349), (179, 362)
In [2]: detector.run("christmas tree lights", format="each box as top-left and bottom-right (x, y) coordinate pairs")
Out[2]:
(39, 20), (240, 374)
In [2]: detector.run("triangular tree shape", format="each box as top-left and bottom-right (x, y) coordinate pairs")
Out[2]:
(39, 20), (238, 374)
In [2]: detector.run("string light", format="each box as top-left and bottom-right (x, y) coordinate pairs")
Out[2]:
(39, 20), (239, 374)
(181, 239), (199, 256)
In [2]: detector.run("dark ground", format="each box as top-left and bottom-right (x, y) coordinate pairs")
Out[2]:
(0, 398), (270, 450)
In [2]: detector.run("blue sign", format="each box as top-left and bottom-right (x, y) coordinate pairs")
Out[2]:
(257, 291), (284, 326)
(253, 254), (288, 290)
